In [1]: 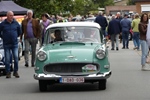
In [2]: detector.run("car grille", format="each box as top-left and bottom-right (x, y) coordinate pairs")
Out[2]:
(44, 63), (99, 74)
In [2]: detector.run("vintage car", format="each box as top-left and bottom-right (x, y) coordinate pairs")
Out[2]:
(34, 22), (111, 91)
(83, 17), (96, 22)
(0, 38), (22, 76)
(0, 38), (6, 75)
(0, 38), (13, 75)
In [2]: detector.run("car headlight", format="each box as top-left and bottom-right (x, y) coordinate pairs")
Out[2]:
(0, 53), (3, 61)
(96, 49), (105, 59)
(37, 51), (47, 61)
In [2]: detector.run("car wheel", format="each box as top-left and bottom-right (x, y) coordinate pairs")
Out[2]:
(39, 80), (47, 92)
(98, 79), (106, 90)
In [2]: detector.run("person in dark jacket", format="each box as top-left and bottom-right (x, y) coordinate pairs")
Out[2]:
(120, 14), (131, 49)
(116, 12), (123, 43)
(0, 11), (22, 78)
(21, 10), (41, 67)
(94, 11), (108, 38)
(108, 15), (121, 50)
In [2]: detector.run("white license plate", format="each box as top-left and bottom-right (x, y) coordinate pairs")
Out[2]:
(60, 77), (84, 83)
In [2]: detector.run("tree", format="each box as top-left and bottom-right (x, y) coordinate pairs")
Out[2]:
(13, 0), (74, 17)
(92, 0), (114, 8)
(13, 0), (114, 17)
(127, 0), (135, 5)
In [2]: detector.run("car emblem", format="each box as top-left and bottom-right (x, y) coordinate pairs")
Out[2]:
(67, 55), (76, 59)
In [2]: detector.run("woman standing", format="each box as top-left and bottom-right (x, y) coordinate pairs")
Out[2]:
(138, 13), (149, 71)
(132, 13), (140, 50)
(40, 13), (52, 46)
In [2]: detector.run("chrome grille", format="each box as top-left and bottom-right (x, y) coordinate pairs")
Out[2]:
(44, 63), (99, 73)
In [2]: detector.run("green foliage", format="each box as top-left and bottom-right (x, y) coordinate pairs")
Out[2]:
(127, 0), (135, 5)
(92, 0), (114, 8)
(13, 0), (114, 18)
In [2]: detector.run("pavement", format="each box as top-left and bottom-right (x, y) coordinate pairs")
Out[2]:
(107, 40), (150, 69)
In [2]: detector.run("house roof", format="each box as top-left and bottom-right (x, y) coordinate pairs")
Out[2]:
(0, 0), (29, 16)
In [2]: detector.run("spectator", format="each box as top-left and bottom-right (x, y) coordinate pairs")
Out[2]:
(116, 12), (123, 21)
(0, 11), (22, 78)
(131, 13), (140, 50)
(40, 13), (52, 46)
(138, 13), (149, 71)
(21, 10), (41, 67)
(116, 12), (123, 43)
(94, 11), (108, 39)
(108, 15), (121, 50)
(51, 15), (57, 23)
(120, 14), (131, 49)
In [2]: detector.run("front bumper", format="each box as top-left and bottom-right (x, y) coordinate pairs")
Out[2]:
(0, 65), (5, 69)
(34, 71), (111, 81)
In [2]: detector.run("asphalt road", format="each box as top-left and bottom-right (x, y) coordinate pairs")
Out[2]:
(0, 41), (150, 100)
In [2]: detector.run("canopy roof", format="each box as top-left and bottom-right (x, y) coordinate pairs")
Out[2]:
(0, 0), (29, 16)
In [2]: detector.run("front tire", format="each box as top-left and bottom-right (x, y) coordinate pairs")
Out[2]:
(39, 80), (47, 92)
(98, 79), (106, 90)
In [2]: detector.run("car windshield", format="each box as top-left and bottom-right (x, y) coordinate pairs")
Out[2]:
(44, 26), (101, 44)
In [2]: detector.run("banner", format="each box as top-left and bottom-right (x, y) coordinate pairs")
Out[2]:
(0, 15), (24, 23)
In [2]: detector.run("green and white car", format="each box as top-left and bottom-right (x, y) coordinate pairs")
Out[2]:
(34, 22), (111, 91)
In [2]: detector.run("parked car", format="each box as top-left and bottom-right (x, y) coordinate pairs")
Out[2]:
(0, 38), (13, 75)
(83, 17), (96, 22)
(0, 38), (22, 76)
(34, 22), (111, 91)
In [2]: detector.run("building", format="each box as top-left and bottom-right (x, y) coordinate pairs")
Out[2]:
(114, 0), (128, 5)
(105, 0), (136, 15)
(133, 0), (150, 14)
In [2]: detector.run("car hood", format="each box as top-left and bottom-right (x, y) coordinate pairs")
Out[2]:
(42, 42), (101, 63)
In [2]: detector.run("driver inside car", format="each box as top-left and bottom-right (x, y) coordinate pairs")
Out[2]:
(53, 30), (63, 42)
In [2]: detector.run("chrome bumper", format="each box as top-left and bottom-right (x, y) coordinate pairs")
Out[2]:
(34, 71), (111, 80)
(0, 65), (5, 69)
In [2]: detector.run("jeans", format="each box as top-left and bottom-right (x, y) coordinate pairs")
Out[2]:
(101, 29), (107, 37)
(140, 40), (149, 65)
(4, 44), (18, 73)
(133, 32), (140, 49)
(133, 38), (137, 47)
(122, 30), (129, 48)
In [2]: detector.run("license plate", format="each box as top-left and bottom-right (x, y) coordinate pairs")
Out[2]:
(60, 77), (84, 83)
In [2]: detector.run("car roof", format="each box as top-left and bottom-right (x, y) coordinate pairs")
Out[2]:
(46, 22), (101, 30)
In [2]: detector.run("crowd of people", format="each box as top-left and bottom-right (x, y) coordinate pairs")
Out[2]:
(92, 10), (150, 71)
(0, 9), (150, 78)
